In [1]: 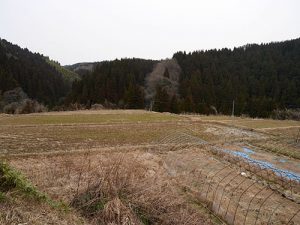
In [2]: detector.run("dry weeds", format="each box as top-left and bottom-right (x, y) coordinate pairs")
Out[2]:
(0, 196), (86, 225)
(9, 152), (216, 225)
(2, 110), (300, 225)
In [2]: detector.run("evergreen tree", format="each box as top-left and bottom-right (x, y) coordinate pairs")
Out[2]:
(65, 38), (300, 118)
(125, 81), (144, 109)
(153, 86), (170, 112)
(0, 38), (69, 106)
(169, 95), (180, 114)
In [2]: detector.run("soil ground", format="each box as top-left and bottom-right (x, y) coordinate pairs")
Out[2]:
(1, 110), (299, 225)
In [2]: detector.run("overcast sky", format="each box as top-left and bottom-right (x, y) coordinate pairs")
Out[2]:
(0, 0), (299, 65)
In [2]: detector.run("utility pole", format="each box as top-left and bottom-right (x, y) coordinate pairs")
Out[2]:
(150, 101), (153, 111)
(231, 100), (235, 117)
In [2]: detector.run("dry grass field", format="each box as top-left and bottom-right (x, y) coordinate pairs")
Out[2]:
(1, 110), (300, 225)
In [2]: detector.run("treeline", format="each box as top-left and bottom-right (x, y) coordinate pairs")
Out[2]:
(68, 38), (300, 117)
(1, 37), (299, 117)
(67, 58), (157, 108)
(174, 39), (300, 117)
(0, 39), (71, 106)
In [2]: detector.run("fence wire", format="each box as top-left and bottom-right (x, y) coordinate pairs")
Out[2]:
(156, 131), (300, 225)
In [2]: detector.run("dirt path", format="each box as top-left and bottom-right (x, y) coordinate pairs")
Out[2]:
(258, 125), (300, 130)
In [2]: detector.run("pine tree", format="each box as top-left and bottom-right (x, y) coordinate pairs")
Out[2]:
(153, 86), (170, 112)
(125, 81), (144, 109)
(169, 95), (180, 114)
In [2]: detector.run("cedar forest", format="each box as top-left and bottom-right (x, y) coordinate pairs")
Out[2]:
(0, 38), (299, 117)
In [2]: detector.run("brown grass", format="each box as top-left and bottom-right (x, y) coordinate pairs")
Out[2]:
(8, 152), (217, 225)
(73, 155), (212, 225)
(0, 195), (86, 225)
(3, 110), (300, 225)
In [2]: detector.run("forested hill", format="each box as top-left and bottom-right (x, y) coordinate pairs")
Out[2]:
(173, 38), (300, 117)
(45, 58), (80, 85)
(1, 37), (299, 117)
(172, 38), (300, 117)
(67, 58), (157, 108)
(68, 38), (300, 117)
(0, 38), (71, 106)
(65, 62), (97, 77)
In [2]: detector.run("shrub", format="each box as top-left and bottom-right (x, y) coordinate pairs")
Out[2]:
(271, 109), (300, 121)
(0, 87), (47, 114)
(91, 104), (104, 110)
(3, 102), (19, 114)
(3, 99), (47, 114)
(71, 155), (211, 225)
(16, 99), (47, 114)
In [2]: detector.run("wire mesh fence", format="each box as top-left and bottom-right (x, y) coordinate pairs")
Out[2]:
(155, 131), (300, 225)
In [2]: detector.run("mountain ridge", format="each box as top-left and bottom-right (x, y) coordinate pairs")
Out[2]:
(1, 37), (299, 117)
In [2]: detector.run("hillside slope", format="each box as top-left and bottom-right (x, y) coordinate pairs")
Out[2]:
(68, 58), (157, 108)
(174, 38), (300, 117)
(0, 38), (70, 106)
(45, 58), (80, 85)
(68, 38), (300, 117)
(65, 62), (97, 77)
